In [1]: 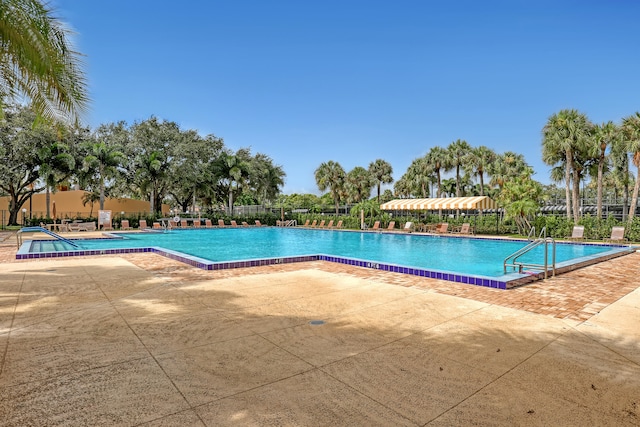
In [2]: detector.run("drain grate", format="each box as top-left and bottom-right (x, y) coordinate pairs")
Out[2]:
(309, 320), (325, 326)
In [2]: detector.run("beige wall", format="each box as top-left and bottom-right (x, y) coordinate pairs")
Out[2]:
(0, 190), (169, 218)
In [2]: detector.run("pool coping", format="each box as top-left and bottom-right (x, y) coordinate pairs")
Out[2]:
(16, 231), (637, 290)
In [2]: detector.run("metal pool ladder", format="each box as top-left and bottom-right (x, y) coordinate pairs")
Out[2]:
(504, 228), (556, 279)
(17, 226), (79, 249)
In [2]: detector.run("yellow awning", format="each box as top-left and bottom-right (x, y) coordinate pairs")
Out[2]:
(380, 196), (497, 211)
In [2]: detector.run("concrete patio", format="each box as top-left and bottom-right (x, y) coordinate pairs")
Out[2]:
(0, 237), (639, 425)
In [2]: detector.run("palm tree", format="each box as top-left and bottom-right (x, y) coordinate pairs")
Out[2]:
(345, 166), (374, 203)
(216, 150), (250, 214)
(464, 146), (496, 196)
(368, 159), (393, 203)
(315, 161), (346, 214)
(590, 122), (618, 218)
(447, 139), (471, 197)
(0, 0), (88, 122)
(622, 112), (640, 223)
(610, 133), (631, 220)
(542, 109), (593, 223)
(425, 146), (449, 198)
(400, 156), (433, 198)
(39, 140), (75, 217)
(82, 141), (124, 210)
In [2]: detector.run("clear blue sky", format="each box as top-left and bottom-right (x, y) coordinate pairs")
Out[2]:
(54, 0), (640, 195)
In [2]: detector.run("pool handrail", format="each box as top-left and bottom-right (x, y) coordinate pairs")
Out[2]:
(504, 237), (556, 279)
(17, 226), (79, 249)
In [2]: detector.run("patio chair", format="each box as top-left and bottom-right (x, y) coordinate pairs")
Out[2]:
(326, 220), (334, 228)
(218, 219), (226, 227)
(604, 226), (627, 243)
(318, 220), (325, 228)
(371, 221), (380, 230)
(153, 222), (162, 229)
(121, 219), (133, 230)
(336, 220), (343, 229)
(230, 220), (238, 227)
(566, 225), (584, 241)
(451, 223), (472, 235)
(403, 222), (414, 232)
(310, 220), (318, 227)
(436, 223), (449, 234)
(301, 219), (310, 227)
(255, 220), (263, 226)
(242, 221), (249, 227)
(386, 221), (396, 230)
(193, 220), (201, 228)
(138, 220), (148, 229)
(205, 219), (213, 228)
(180, 219), (189, 228)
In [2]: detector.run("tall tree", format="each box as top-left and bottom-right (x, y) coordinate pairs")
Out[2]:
(345, 166), (374, 203)
(0, 0), (88, 122)
(214, 149), (251, 214)
(0, 104), (56, 224)
(402, 156), (433, 197)
(127, 117), (180, 213)
(465, 145), (496, 196)
(81, 141), (124, 211)
(368, 159), (393, 203)
(425, 146), (449, 198)
(39, 139), (75, 217)
(249, 153), (285, 205)
(542, 109), (593, 223)
(314, 161), (345, 214)
(590, 122), (618, 218)
(622, 112), (640, 223)
(447, 139), (471, 198)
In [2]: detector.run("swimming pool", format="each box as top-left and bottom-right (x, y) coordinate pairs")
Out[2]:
(18, 228), (633, 289)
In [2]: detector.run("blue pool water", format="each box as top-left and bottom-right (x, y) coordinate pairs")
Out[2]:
(24, 228), (626, 279)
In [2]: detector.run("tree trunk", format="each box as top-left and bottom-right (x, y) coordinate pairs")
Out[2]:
(597, 150), (604, 219)
(150, 187), (155, 214)
(572, 168), (581, 224)
(565, 149), (573, 220)
(628, 160), (640, 223)
(45, 187), (51, 218)
(99, 164), (105, 211)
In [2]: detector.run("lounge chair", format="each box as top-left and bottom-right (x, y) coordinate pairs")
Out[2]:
(310, 220), (317, 227)
(566, 225), (584, 241)
(230, 220), (238, 227)
(335, 220), (343, 229)
(403, 222), (414, 232)
(180, 219), (189, 228)
(451, 223), (472, 235)
(205, 219), (213, 228)
(255, 220), (263, 226)
(153, 222), (162, 229)
(301, 219), (310, 227)
(121, 219), (132, 230)
(139, 219), (148, 229)
(386, 221), (395, 230)
(318, 220), (325, 228)
(193, 220), (201, 228)
(218, 219), (226, 227)
(326, 220), (334, 228)
(436, 223), (449, 234)
(371, 221), (380, 230)
(604, 226), (627, 243)
(242, 221), (249, 227)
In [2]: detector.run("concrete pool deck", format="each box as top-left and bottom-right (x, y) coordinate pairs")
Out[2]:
(1, 232), (639, 425)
